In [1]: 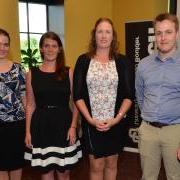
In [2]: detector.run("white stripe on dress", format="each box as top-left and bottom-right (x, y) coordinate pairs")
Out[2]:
(24, 140), (82, 166)
(31, 151), (82, 167)
(32, 140), (81, 155)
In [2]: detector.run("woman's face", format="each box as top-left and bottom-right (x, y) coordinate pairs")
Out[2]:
(40, 38), (60, 62)
(95, 21), (113, 50)
(0, 34), (10, 60)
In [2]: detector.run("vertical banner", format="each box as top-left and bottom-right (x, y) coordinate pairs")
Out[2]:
(124, 21), (155, 152)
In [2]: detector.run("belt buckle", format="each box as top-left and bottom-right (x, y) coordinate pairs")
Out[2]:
(47, 105), (57, 108)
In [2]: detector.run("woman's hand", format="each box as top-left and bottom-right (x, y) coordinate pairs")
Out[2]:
(177, 148), (180, 160)
(96, 117), (120, 132)
(25, 132), (32, 149)
(67, 127), (77, 145)
(102, 118), (117, 131)
(92, 119), (110, 131)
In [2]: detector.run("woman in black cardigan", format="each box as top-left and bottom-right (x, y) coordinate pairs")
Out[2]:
(73, 17), (133, 180)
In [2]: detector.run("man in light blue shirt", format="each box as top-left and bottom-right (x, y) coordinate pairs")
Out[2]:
(136, 13), (180, 180)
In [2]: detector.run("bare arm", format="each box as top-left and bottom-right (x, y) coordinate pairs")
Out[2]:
(177, 149), (180, 160)
(75, 100), (93, 125)
(67, 68), (79, 145)
(76, 99), (108, 131)
(103, 99), (132, 130)
(114, 99), (132, 124)
(69, 68), (79, 128)
(177, 146), (180, 160)
(25, 70), (36, 148)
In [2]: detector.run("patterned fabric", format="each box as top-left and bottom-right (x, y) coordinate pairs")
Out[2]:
(0, 63), (25, 122)
(87, 59), (118, 121)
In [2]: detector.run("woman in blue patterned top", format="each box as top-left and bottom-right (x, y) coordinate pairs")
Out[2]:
(0, 28), (26, 180)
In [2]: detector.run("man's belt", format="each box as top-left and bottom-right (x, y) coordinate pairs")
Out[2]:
(145, 121), (169, 128)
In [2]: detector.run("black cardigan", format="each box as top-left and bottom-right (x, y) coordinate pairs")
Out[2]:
(73, 53), (133, 117)
(73, 53), (133, 156)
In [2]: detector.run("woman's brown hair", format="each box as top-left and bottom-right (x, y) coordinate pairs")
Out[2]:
(39, 32), (67, 80)
(0, 28), (10, 45)
(87, 17), (119, 59)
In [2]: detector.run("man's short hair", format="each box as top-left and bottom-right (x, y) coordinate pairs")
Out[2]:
(154, 13), (179, 32)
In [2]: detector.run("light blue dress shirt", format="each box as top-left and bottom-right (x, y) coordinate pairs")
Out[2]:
(135, 50), (180, 124)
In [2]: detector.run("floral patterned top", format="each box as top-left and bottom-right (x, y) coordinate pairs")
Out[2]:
(0, 63), (25, 123)
(86, 59), (118, 121)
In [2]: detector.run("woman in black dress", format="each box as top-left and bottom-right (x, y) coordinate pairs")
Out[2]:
(25, 32), (82, 180)
(0, 28), (26, 180)
(73, 18), (133, 180)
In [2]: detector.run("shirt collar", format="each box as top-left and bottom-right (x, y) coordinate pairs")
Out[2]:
(154, 49), (180, 63)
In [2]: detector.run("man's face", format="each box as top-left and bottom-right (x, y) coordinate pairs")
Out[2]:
(155, 19), (178, 57)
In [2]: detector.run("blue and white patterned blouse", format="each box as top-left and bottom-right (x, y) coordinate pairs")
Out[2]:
(0, 63), (25, 123)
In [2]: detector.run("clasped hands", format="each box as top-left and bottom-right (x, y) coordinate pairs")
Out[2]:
(93, 118), (117, 132)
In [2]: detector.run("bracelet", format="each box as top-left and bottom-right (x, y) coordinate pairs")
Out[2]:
(118, 112), (126, 118)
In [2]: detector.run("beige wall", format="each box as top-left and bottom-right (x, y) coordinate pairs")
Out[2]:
(65, 0), (168, 66)
(0, 0), (20, 62)
(64, 0), (112, 67)
(113, 0), (168, 53)
(0, 0), (168, 65)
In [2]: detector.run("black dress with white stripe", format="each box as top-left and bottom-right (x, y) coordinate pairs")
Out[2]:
(25, 67), (82, 172)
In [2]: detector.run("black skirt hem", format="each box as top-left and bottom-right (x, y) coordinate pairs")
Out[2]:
(87, 149), (123, 159)
(26, 157), (83, 173)
(0, 162), (27, 171)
